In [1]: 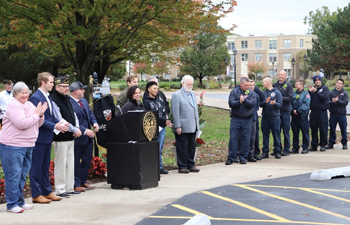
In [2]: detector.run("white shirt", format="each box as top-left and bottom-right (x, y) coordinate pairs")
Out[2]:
(0, 90), (13, 119)
(38, 88), (52, 115)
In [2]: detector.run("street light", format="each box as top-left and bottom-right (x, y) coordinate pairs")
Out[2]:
(224, 57), (228, 77)
(232, 46), (237, 87)
(303, 54), (307, 79)
(291, 57), (296, 79)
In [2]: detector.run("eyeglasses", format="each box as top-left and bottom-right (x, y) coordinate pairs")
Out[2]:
(58, 85), (69, 88)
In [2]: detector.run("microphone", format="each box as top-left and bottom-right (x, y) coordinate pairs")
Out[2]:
(117, 105), (123, 115)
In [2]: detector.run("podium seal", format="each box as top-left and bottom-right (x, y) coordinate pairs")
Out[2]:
(143, 112), (157, 141)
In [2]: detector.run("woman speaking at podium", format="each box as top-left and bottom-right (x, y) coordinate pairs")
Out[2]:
(116, 86), (144, 116)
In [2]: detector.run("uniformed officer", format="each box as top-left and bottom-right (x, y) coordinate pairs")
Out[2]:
(308, 75), (329, 151)
(260, 77), (282, 159)
(248, 80), (260, 162)
(326, 78), (349, 149)
(290, 80), (311, 154)
(273, 70), (293, 156)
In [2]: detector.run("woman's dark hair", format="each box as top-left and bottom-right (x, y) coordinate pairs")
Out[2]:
(127, 85), (140, 101)
(145, 81), (158, 93)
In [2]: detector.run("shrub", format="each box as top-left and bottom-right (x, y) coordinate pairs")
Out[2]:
(255, 81), (263, 88)
(345, 81), (350, 87)
(171, 77), (181, 82)
(88, 157), (107, 178)
(119, 84), (127, 90)
(49, 160), (55, 187)
(170, 83), (181, 89)
(138, 83), (146, 91)
(208, 80), (220, 89)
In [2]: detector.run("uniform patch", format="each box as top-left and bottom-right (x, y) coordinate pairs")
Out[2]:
(271, 92), (275, 97)
(103, 109), (112, 121)
(319, 89), (323, 92)
(340, 93), (344, 95)
(306, 94), (310, 98)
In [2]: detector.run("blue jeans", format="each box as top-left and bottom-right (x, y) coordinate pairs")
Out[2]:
(228, 117), (252, 161)
(0, 143), (33, 210)
(329, 113), (347, 145)
(157, 127), (166, 169)
(261, 117), (281, 153)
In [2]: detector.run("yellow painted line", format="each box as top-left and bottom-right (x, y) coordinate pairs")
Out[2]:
(171, 204), (214, 219)
(148, 216), (350, 225)
(300, 188), (350, 203)
(235, 184), (350, 221)
(201, 191), (290, 222)
(246, 184), (350, 192)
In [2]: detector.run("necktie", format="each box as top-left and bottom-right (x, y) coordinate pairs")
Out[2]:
(78, 100), (85, 109)
(187, 93), (193, 106)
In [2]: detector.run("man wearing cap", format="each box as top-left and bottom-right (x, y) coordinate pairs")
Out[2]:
(69, 82), (99, 192)
(116, 75), (138, 107)
(51, 76), (82, 197)
(308, 75), (330, 151)
(0, 80), (14, 126)
(30, 72), (68, 203)
(326, 78), (349, 150)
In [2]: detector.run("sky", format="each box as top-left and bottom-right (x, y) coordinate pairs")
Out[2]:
(218, 0), (348, 36)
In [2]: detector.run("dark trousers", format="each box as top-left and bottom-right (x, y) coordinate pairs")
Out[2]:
(74, 141), (93, 187)
(29, 143), (52, 198)
(280, 112), (291, 152)
(291, 116), (309, 149)
(249, 120), (257, 157)
(310, 111), (328, 147)
(261, 117), (281, 153)
(254, 119), (260, 156)
(175, 132), (196, 169)
(228, 117), (252, 161)
(329, 113), (348, 145)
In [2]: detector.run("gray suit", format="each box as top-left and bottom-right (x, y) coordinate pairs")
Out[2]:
(171, 88), (199, 169)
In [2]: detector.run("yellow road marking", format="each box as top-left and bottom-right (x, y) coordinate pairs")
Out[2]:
(171, 204), (214, 219)
(300, 188), (350, 203)
(201, 191), (290, 222)
(246, 184), (350, 192)
(234, 184), (350, 221)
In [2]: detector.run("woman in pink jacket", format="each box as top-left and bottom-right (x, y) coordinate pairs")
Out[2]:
(0, 81), (47, 213)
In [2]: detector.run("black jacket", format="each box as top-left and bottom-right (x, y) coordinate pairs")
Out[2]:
(116, 99), (144, 116)
(143, 94), (167, 127)
(273, 80), (293, 112)
(260, 88), (282, 118)
(329, 88), (349, 115)
(228, 86), (256, 118)
(143, 90), (170, 115)
(309, 84), (329, 111)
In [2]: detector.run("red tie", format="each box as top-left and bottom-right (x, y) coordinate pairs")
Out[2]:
(78, 100), (84, 109)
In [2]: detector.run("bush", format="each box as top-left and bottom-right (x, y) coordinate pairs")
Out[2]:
(171, 77), (181, 82)
(322, 77), (327, 84)
(118, 84), (127, 91)
(138, 83), (146, 91)
(170, 83), (181, 89)
(255, 81), (263, 88)
(326, 79), (336, 87)
(208, 80), (220, 89)
(345, 81), (350, 87)
(88, 157), (107, 178)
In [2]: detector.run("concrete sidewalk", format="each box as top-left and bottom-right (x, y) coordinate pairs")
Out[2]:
(1, 90), (350, 224)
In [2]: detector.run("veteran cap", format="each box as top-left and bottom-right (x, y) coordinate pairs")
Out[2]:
(54, 75), (69, 85)
(3, 80), (13, 85)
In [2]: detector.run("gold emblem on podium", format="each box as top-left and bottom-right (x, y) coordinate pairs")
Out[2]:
(143, 112), (157, 142)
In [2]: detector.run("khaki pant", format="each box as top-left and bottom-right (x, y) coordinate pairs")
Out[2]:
(53, 141), (75, 194)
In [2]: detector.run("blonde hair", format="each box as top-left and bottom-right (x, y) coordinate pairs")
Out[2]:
(37, 72), (54, 87)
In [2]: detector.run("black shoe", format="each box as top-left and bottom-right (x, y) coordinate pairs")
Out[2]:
(160, 169), (169, 174)
(301, 148), (308, 154)
(254, 155), (262, 160)
(225, 158), (233, 165)
(67, 191), (81, 194)
(57, 192), (70, 197)
(343, 145), (348, 150)
(274, 152), (281, 159)
(189, 167), (200, 173)
(270, 152), (275, 156)
(247, 156), (257, 162)
(281, 151), (289, 156)
(325, 145), (333, 149)
(261, 152), (269, 159)
(239, 159), (247, 164)
(290, 148), (299, 154)
(320, 146), (326, 151)
(308, 146), (317, 151)
(178, 169), (190, 173)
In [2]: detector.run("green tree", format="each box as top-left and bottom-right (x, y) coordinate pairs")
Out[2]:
(303, 6), (339, 35)
(180, 24), (230, 87)
(0, 0), (236, 85)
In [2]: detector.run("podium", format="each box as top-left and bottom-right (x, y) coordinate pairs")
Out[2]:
(106, 110), (159, 190)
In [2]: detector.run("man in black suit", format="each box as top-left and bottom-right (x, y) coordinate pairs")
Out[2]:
(69, 82), (99, 192)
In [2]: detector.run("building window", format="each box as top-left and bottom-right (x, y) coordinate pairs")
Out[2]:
(269, 53), (277, 62)
(300, 39), (304, 47)
(284, 69), (291, 77)
(163, 73), (170, 80)
(241, 53), (248, 61)
(255, 53), (262, 62)
(241, 41), (248, 49)
(284, 39), (291, 47)
(269, 69), (274, 77)
(230, 54), (235, 65)
(269, 40), (277, 49)
(283, 53), (291, 61)
(255, 40), (262, 48)
(228, 42), (235, 51)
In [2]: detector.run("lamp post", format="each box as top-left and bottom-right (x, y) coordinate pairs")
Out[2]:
(224, 57), (228, 77)
(291, 57), (296, 79)
(232, 46), (237, 87)
(303, 54), (307, 79)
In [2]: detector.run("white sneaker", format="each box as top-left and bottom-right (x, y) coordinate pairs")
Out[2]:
(21, 203), (34, 210)
(7, 206), (24, 213)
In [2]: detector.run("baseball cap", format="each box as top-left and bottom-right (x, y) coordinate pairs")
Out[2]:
(69, 81), (87, 92)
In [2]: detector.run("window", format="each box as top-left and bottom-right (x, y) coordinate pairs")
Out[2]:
(300, 39), (304, 47)
(283, 53), (291, 61)
(163, 73), (170, 80)
(269, 40), (277, 49)
(230, 54), (235, 65)
(228, 42), (235, 50)
(241, 53), (248, 61)
(284, 39), (291, 47)
(255, 40), (262, 48)
(269, 69), (274, 77)
(241, 41), (248, 49)
(284, 69), (291, 77)
(269, 53), (277, 62)
(255, 53), (262, 62)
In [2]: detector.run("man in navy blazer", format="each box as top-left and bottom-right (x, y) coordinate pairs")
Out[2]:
(69, 82), (99, 192)
(29, 72), (68, 203)
(171, 75), (200, 174)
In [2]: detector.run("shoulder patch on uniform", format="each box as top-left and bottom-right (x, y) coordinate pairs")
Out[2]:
(306, 94), (310, 98)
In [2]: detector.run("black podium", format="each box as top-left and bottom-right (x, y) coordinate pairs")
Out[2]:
(106, 111), (159, 190)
